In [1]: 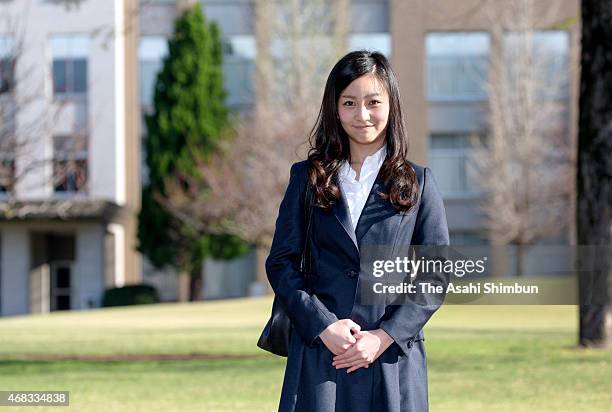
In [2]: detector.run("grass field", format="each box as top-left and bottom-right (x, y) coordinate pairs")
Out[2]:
(0, 299), (610, 411)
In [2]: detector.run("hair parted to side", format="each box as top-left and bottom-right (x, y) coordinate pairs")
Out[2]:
(307, 49), (420, 213)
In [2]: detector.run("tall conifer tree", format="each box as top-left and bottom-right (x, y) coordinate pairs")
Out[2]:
(138, 4), (246, 300)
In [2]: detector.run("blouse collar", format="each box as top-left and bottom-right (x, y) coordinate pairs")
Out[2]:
(339, 144), (387, 183)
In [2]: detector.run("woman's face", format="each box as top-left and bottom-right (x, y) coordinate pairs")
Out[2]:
(337, 73), (390, 149)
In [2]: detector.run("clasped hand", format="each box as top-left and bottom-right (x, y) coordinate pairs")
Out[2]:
(319, 319), (394, 373)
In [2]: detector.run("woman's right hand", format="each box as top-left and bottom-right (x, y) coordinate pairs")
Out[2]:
(319, 319), (361, 355)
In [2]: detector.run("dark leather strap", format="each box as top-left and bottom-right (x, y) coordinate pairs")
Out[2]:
(300, 177), (315, 278)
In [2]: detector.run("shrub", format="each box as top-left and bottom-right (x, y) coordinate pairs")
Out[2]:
(102, 284), (160, 307)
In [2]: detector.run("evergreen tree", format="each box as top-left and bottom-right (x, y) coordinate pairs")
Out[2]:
(138, 4), (247, 300)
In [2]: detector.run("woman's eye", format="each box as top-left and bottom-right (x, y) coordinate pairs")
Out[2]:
(370, 100), (381, 105)
(343, 101), (354, 106)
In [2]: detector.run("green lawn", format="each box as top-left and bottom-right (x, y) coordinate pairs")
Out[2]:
(0, 300), (609, 411)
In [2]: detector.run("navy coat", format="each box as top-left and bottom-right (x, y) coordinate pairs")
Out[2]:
(265, 160), (450, 412)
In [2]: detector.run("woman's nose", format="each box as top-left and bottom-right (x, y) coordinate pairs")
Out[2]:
(355, 105), (370, 120)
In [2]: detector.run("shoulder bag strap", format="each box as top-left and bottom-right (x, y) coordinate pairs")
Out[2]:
(300, 175), (315, 277)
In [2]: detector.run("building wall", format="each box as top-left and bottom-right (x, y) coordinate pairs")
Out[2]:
(122, 0), (142, 284)
(0, 0), (141, 300)
(0, 0), (118, 201)
(0, 229), (30, 316)
(29, 233), (49, 314)
(203, 249), (257, 299)
(0, 220), (109, 316)
(389, 0), (579, 276)
(73, 223), (105, 309)
(390, 0), (579, 165)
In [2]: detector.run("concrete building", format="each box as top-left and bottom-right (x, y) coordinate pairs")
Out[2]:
(392, 0), (579, 276)
(0, 0), (140, 316)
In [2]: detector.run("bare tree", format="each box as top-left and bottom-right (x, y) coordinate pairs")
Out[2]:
(159, 112), (317, 248)
(471, 0), (574, 276)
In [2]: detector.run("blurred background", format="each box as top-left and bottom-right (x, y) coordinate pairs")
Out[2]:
(0, 1), (610, 411)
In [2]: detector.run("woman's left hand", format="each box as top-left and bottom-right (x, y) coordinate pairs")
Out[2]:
(332, 329), (394, 373)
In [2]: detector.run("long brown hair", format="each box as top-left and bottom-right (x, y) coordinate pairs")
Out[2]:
(307, 50), (419, 213)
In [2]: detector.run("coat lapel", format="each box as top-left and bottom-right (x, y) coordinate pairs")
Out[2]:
(332, 186), (359, 252)
(354, 173), (397, 246)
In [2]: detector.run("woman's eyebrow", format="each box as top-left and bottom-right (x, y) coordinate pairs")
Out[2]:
(340, 93), (381, 99)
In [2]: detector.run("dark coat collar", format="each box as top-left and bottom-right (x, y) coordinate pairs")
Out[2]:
(332, 169), (397, 254)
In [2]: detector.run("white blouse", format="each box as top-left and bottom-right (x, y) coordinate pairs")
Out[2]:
(338, 144), (387, 232)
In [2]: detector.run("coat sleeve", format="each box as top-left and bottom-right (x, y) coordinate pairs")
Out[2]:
(265, 162), (339, 346)
(379, 166), (450, 356)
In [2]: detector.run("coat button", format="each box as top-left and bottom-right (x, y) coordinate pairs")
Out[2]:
(347, 269), (359, 278)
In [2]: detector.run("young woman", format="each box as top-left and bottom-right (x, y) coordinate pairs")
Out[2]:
(265, 50), (449, 412)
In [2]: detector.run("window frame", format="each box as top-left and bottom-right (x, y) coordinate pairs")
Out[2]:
(52, 134), (89, 194)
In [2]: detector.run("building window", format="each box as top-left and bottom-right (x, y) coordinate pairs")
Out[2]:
(138, 36), (169, 110)
(222, 35), (255, 108)
(0, 36), (15, 94)
(503, 30), (569, 100)
(347, 0), (390, 61)
(201, 0), (254, 36)
(428, 133), (482, 198)
(350, 0), (389, 34)
(51, 35), (89, 97)
(53, 134), (88, 193)
(50, 261), (72, 311)
(0, 158), (15, 193)
(52, 58), (87, 94)
(348, 33), (391, 58)
(450, 230), (488, 246)
(426, 32), (490, 102)
(0, 57), (14, 94)
(139, 33), (256, 110)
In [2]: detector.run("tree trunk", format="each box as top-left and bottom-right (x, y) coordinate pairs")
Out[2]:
(178, 270), (190, 302)
(576, 0), (612, 348)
